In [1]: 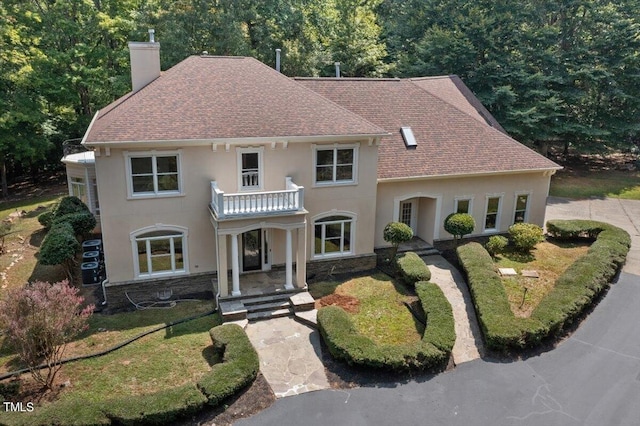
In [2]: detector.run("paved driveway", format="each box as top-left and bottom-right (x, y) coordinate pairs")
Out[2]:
(238, 198), (640, 426)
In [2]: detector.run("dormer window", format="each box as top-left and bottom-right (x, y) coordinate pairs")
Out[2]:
(237, 147), (263, 191)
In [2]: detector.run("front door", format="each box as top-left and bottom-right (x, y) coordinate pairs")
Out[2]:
(400, 199), (418, 234)
(242, 229), (262, 271)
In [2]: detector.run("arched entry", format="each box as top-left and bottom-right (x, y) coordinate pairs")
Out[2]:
(393, 193), (442, 244)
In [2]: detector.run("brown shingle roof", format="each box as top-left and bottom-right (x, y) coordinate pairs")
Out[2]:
(85, 56), (385, 143)
(295, 77), (560, 180)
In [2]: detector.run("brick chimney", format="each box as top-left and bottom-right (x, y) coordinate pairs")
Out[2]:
(128, 29), (160, 93)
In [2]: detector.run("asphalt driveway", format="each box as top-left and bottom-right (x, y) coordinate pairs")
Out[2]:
(238, 198), (640, 426)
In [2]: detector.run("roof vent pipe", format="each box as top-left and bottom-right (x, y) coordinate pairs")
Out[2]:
(335, 62), (341, 78)
(275, 48), (281, 73)
(148, 28), (155, 43)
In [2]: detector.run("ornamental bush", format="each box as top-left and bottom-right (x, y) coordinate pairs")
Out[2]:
(0, 280), (94, 390)
(383, 222), (413, 259)
(52, 212), (97, 237)
(37, 211), (54, 230)
(485, 235), (508, 257)
(396, 251), (431, 286)
(53, 196), (90, 217)
(508, 223), (544, 252)
(444, 213), (475, 244)
(39, 222), (79, 280)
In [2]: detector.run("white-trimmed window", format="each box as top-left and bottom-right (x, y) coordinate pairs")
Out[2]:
(126, 151), (182, 197)
(455, 197), (473, 214)
(313, 144), (358, 185)
(132, 226), (188, 278)
(313, 214), (355, 258)
(484, 195), (502, 231)
(513, 193), (530, 224)
(237, 147), (263, 191)
(70, 176), (87, 203)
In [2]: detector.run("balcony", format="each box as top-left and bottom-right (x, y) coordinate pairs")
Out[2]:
(210, 177), (305, 220)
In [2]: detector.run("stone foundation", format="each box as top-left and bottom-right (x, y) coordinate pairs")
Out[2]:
(104, 271), (216, 313)
(306, 253), (377, 281)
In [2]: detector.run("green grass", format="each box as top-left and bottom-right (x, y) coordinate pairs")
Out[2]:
(314, 273), (422, 346)
(550, 169), (640, 199)
(495, 241), (589, 317)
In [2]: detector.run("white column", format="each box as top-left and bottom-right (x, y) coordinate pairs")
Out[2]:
(285, 228), (293, 289)
(231, 234), (241, 296)
(217, 234), (228, 297)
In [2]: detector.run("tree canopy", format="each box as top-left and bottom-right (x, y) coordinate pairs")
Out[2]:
(2, 0), (639, 196)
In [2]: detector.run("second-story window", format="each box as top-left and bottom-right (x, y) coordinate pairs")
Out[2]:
(237, 147), (263, 191)
(313, 144), (358, 185)
(126, 151), (182, 198)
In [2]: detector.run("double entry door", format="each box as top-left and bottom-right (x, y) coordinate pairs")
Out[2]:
(241, 229), (270, 272)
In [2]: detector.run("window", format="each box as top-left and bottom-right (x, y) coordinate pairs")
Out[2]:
(133, 229), (187, 277)
(70, 177), (87, 203)
(455, 198), (472, 214)
(313, 144), (358, 185)
(237, 147), (263, 191)
(514, 194), (529, 223)
(126, 151), (181, 197)
(484, 196), (502, 231)
(313, 215), (354, 257)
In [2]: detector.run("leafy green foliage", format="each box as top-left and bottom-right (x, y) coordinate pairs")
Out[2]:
(39, 222), (79, 279)
(383, 221), (413, 258)
(197, 324), (259, 406)
(396, 252), (431, 286)
(508, 223), (544, 253)
(444, 213), (475, 243)
(458, 220), (630, 352)
(52, 212), (97, 237)
(37, 211), (54, 230)
(53, 196), (90, 218)
(317, 280), (454, 371)
(485, 235), (508, 257)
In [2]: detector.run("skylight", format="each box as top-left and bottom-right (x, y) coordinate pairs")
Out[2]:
(400, 127), (417, 148)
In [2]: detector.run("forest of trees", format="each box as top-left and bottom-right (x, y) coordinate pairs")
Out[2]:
(1, 0), (639, 197)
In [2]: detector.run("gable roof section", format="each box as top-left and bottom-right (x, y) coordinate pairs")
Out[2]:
(410, 76), (506, 134)
(295, 77), (560, 180)
(84, 56), (386, 144)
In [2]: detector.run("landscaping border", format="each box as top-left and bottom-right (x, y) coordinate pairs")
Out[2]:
(317, 280), (454, 372)
(457, 220), (630, 352)
(2, 324), (258, 426)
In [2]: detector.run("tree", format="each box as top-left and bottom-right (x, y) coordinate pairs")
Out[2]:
(444, 213), (475, 245)
(383, 221), (413, 259)
(0, 280), (94, 390)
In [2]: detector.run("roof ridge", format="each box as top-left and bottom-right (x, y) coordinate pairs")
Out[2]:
(294, 77), (402, 82)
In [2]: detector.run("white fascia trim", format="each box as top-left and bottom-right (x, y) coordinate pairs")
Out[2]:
(80, 111), (100, 146)
(377, 167), (562, 183)
(82, 134), (387, 149)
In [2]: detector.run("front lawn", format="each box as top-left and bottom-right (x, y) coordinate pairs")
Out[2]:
(550, 168), (640, 200)
(310, 273), (423, 346)
(495, 241), (590, 317)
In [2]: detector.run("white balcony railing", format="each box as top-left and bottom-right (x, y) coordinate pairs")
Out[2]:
(210, 177), (304, 219)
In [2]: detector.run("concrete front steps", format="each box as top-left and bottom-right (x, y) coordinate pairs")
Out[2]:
(219, 289), (316, 323)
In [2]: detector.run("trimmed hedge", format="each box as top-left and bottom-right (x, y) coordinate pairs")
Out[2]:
(37, 211), (54, 230)
(3, 324), (258, 426)
(317, 281), (454, 371)
(457, 220), (630, 352)
(197, 323), (259, 406)
(53, 212), (97, 237)
(396, 252), (431, 286)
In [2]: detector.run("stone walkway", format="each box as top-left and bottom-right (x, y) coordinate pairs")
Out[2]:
(422, 255), (484, 364)
(245, 317), (330, 398)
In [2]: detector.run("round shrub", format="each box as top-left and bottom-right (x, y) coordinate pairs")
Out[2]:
(38, 211), (54, 230)
(444, 213), (475, 242)
(509, 223), (544, 252)
(485, 235), (508, 257)
(54, 196), (90, 218)
(383, 222), (413, 258)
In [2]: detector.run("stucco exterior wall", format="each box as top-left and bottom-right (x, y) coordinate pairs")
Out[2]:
(94, 139), (378, 284)
(375, 171), (553, 247)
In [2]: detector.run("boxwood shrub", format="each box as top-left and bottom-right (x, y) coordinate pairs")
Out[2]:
(457, 220), (630, 352)
(396, 252), (431, 286)
(197, 323), (259, 406)
(317, 281), (454, 371)
(53, 212), (97, 237)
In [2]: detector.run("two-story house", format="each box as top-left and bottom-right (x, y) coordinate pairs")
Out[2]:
(64, 38), (560, 310)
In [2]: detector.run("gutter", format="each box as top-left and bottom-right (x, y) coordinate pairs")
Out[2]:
(377, 167), (562, 184)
